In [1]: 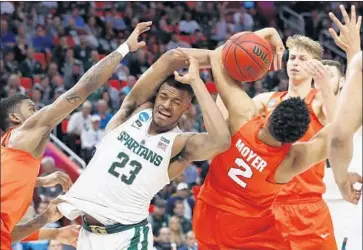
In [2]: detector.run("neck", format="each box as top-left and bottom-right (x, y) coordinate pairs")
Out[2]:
(258, 126), (282, 147)
(148, 120), (176, 135)
(287, 78), (312, 98)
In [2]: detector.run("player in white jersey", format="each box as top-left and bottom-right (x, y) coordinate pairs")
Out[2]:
(57, 47), (231, 249)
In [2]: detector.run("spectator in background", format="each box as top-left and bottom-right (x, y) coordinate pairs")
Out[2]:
(167, 33), (191, 51)
(62, 48), (84, 81)
(149, 200), (169, 237)
(53, 36), (68, 67)
(179, 12), (201, 34)
(172, 201), (192, 234)
(84, 49), (99, 71)
(74, 33), (92, 65)
(233, 7), (254, 32)
(6, 74), (25, 95)
(14, 37), (28, 62)
(154, 227), (173, 250)
(35, 76), (52, 105)
(37, 157), (63, 201)
(66, 101), (92, 155)
(64, 7), (85, 29)
(19, 47), (43, 77)
(31, 87), (45, 110)
(48, 62), (61, 80)
(95, 99), (112, 130)
(64, 62), (82, 90)
(1, 19), (16, 49)
(128, 50), (150, 78)
(121, 75), (136, 95)
(3, 50), (20, 74)
(81, 115), (104, 164)
(32, 24), (53, 52)
(166, 183), (194, 221)
(168, 216), (185, 248)
(179, 231), (197, 250)
(48, 240), (63, 250)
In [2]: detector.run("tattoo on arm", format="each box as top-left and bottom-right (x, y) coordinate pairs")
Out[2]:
(65, 91), (81, 105)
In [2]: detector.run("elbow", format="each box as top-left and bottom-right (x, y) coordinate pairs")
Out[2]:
(215, 133), (231, 152)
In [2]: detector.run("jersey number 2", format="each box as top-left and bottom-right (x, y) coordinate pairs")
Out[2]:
(227, 158), (253, 188)
(108, 152), (142, 185)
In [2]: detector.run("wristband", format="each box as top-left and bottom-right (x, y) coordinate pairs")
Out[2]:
(116, 43), (130, 57)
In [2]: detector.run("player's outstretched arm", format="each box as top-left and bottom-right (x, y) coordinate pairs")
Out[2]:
(11, 198), (63, 242)
(275, 124), (331, 183)
(168, 57), (231, 180)
(209, 47), (257, 134)
(328, 51), (362, 203)
(21, 22), (151, 134)
(105, 48), (192, 134)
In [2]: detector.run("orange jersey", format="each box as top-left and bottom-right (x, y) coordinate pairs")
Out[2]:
(1, 130), (41, 249)
(198, 115), (291, 217)
(265, 89), (325, 202)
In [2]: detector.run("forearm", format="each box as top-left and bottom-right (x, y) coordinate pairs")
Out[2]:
(190, 78), (230, 143)
(72, 48), (125, 99)
(11, 213), (51, 242)
(329, 133), (353, 185)
(319, 86), (337, 122)
(178, 48), (212, 68)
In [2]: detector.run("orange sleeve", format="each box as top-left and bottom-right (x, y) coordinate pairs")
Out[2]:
(21, 231), (39, 242)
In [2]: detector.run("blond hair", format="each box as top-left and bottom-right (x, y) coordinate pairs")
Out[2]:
(286, 35), (323, 60)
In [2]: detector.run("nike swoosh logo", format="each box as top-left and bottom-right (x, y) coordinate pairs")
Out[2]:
(321, 233), (330, 238)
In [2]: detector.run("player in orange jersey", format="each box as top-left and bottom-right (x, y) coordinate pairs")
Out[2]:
(183, 28), (328, 250)
(0, 22), (152, 250)
(250, 5), (362, 250)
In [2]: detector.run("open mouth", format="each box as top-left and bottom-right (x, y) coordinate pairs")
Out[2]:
(158, 110), (171, 119)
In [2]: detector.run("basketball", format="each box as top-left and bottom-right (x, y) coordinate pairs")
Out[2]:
(222, 32), (273, 82)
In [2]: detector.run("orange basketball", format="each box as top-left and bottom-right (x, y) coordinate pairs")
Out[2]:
(222, 32), (273, 82)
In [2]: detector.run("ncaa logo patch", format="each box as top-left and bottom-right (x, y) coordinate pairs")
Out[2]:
(139, 112), (150, 122)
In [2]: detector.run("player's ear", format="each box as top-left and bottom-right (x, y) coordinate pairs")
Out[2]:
(338, 77), (345, 90)
(8, 112), (21, 125)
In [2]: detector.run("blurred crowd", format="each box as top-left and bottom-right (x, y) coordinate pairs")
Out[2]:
(2, 1), (360, 249)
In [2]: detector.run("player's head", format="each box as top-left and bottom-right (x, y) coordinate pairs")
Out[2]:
(153, 75), (194, 131)
(267, 97), (310, 143)
(322, 60), (345, 95)
(0, 94), (35, 132)
(286, 35), (323, 84)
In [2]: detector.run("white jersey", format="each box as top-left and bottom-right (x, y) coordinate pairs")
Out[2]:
(58, 109), (181, 225)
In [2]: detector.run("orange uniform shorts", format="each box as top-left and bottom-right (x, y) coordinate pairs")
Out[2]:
(193, 199), (290, 250)
(273, 198), (337, 250)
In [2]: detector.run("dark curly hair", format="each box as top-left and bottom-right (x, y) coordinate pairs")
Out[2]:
(268, 97), (310, 143)
(0, 94), (30, 132)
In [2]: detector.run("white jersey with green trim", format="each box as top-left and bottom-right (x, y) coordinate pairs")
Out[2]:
(58, 109), (182, 225)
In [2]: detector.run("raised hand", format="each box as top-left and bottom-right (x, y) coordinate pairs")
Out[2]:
(255, 28), (285, 71)
(126, 21), (152, 52)
(329, 5), (362, 54)
(301, 59), (330, 89)
(173, 57), (201, 84)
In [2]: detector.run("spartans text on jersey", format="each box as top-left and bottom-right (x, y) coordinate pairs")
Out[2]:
(117, 131), (163, 166)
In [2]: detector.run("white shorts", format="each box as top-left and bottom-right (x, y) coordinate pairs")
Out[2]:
(77, 223), (154, 250)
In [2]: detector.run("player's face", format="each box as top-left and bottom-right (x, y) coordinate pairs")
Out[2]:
(153, 85), (191, 130)
(287, 48), (314, 84)
(9, 99), (37, 126)
(324, 65), (343, 95)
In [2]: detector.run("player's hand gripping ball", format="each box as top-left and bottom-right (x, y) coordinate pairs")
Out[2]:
(222, 32), (273, 82)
